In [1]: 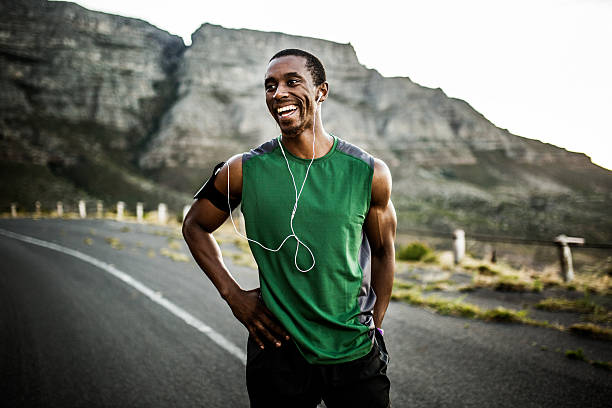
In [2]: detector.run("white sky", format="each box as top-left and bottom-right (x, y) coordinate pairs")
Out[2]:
(59, 0), (612, 170)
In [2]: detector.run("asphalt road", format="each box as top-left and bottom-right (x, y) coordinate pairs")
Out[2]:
(1, 218), (611, 407)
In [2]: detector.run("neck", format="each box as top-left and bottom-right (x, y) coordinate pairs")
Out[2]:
(281, 118), (333, 159)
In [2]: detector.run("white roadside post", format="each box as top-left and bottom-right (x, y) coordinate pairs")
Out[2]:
(554, 235), (585, 282)
(182, 205), (190, 223)
(35, 201), (41, 218)
(158, 203), (167, 225)
(453, 229), (465, 265)
(56, 201), (64, 218)
(97, 201), (103, 218)
(78, 200), (86, 218)
(136, 202), (144, 223)
(10, 203), (17, 218)
(116, 201), (125, 221)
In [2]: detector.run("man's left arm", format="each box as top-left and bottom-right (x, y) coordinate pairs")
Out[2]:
(364, 158), (397, 329)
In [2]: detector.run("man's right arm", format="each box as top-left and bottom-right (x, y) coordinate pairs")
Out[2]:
(182, 154), (289, 349)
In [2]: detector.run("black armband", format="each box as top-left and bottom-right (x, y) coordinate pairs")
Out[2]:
(193, 162), (241, 212)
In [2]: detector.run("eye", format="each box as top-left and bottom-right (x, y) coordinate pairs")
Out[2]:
(287, 79), (299, 86)
(265, 84), (277, 92)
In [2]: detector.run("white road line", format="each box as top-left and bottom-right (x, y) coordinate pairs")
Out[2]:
(0, 228), (247, 365)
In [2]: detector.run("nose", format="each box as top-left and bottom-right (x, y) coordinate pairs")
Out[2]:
(273, 84), (289, 100)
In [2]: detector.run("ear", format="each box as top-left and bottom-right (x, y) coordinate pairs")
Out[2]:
(317, 82), (329, 103)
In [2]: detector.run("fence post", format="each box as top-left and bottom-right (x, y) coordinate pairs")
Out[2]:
(554, 235), (585, 282)
(136, 202), (144, 223)
(10, 203), (17, 218)
(78, 200), (86, 218)
(158, 203), (167, 224)
(35, 201), (41, 218)
(116, 201), (124, 221)
(453, 229), (465, 264)
(57, 201), (64, 218)
(96, 201), (103, 218)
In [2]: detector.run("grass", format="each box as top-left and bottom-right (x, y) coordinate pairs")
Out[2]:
(565, 348), (586, 361)
(393, 277), (612, 340)
(233, 237), (251, 253)
(221, 249), (258, 270)
(397, 242), (436, 262)
(565, 348), (612, 370)
(535, 294), (612, 324)
(475, 264), (499, 276)
(152, 229), (183, 239)
(535, 296), (607, 314)
(464, 261), (545, 293)
(568, 323), (612, 341)
(104, 237), (124, 250)
(391, 284), (549, 326)
(167, 239), (182, 250)
(159, 248), (189, 262)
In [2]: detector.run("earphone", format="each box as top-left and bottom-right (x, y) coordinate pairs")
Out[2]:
(227, 91), (323, 272)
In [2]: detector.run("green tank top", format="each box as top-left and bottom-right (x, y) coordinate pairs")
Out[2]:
(241, 135), (377, 364)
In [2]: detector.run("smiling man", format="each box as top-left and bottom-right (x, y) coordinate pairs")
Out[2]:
(183, 49), (396, 408)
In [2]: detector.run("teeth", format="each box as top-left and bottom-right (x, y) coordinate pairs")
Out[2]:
(277, 105), (297, 113)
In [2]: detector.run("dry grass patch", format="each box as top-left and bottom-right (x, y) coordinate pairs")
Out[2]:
(391, 284), (549, 326)
(535, 296), (607, 315)
(167, 239), (182, 250)
(568, 323), (612, 341)
(565, 348), (612, 370)
(105, 237), (124, 250)
(160, 248), (189, 262)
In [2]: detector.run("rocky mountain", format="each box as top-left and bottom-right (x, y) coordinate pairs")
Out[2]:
(2, 0), (611, 241)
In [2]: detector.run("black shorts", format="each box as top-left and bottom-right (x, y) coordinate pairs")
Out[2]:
(246, 330), (390, 408)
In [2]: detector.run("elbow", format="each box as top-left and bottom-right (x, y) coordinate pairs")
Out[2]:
(371, 241), (395, 261)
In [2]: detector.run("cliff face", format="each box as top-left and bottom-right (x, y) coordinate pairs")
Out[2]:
(0, 0), (187, 207)
(0, 0), (184, 166)
(2, 1), (611, 240)
(139, 23), (524, 170)
(139, 23), (609, 201)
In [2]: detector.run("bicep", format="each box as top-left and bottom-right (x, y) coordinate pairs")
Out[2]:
(185, 198), (230, 234)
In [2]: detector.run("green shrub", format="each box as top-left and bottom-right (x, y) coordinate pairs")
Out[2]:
(565, 348), (586, 361)
(476, 264), (498, 276)
(397, 242), (433, 262)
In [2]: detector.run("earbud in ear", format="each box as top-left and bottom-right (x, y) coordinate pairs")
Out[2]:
(317, 91), (322, 101)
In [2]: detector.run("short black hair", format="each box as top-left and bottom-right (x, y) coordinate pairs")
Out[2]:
(269, 49), (326, 86)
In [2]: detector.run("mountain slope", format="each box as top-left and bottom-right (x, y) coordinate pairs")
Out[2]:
(1, 1), (610, 241)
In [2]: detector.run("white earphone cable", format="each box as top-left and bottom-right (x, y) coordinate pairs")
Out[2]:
(226, 94), (321, 272)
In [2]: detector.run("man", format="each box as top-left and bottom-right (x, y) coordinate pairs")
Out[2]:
(183, 49), (396, 408)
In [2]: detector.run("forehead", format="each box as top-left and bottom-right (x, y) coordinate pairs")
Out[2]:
(265, 55), (310, 81)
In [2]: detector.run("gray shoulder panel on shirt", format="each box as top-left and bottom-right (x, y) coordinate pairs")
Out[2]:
(243, 138), (279, 164)
(335, 138), (375, 169)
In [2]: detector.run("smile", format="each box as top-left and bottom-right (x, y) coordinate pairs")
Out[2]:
(277, 105), (298, 118)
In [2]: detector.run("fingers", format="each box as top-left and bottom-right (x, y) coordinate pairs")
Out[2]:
(248, 328), (265, 350)
(246, 306), (290, 349)
(254, 320), (282, 348)
(260, 307), (291, 341)
(230, 288), (291, 349)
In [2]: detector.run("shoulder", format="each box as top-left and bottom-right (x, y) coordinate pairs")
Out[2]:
(335, 137), (375, 169)
(212, 153), (244, 198)
(242, 138), (279, 164)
